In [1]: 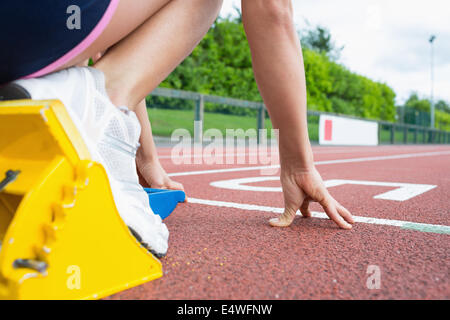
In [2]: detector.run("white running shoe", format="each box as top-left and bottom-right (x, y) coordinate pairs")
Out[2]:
(5, 67), (169, 257)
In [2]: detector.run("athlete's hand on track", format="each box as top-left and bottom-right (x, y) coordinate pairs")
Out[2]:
(137, 159), (185, 194)
(270, 166), (354, 229)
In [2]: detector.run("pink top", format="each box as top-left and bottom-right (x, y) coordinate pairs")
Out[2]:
(24, 0), (120, 79)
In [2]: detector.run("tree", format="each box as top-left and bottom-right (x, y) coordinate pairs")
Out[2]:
(399, 93), (450, 128)
(435, 100), (450, 113)
(300, 24), (344, 61)
(404, 92), (431, 112)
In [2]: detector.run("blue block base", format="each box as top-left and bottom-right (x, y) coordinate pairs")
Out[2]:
(144, 188), (186, 220)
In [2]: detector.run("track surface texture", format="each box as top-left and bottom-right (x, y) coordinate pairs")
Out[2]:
(108, 145), (450, 300)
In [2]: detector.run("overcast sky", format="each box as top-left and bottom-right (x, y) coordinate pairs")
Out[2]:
(220, 0), (449, 104)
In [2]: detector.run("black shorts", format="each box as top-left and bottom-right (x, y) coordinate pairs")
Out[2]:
(0, 0), (118, 84)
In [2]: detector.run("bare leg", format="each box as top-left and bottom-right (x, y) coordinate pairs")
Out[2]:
(69, 0), (222, 192)
(58, 0), (173, 70)
(94, 0), (223, 108)
(87, 0), (222, 193)
(59, 0), (222, 109)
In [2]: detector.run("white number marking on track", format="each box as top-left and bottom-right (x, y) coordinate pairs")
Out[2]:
(210, 177), (436, 201)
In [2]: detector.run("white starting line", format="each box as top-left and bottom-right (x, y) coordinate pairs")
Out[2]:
(168, 150), (450, 177)
(158, 146), (449, 159)
(158, 147), (415, 159)
(188, 197), (450, 235)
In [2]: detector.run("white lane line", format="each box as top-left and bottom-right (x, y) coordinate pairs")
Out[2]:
(211, 176), (281, 192)
(187, 197), (450, 235)
(168, 164), (279, 177)
(314, 150), (450, 165)
(168, 150), (450, 177)
(158, 152), (278, 160)
(158, 147), (450, 159)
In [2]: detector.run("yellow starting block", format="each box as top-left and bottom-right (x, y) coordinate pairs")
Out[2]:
(0, 99), (162, 299)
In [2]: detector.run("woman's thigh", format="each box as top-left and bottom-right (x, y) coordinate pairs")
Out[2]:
(58, 0), (171, 70)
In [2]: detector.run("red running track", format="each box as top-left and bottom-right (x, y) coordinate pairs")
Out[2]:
(108, 145), (450, 300)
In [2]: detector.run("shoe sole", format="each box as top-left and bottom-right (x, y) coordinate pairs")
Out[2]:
(128, 227), (166, 258)
(0, 83), (32, 101)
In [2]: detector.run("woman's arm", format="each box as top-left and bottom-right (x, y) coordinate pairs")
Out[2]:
(242, 0), (354, 229)
(134, 99), (184, 191)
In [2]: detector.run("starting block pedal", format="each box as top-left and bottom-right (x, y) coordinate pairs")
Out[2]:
(0, 99), (165, 299)
(145, 188), (185, 220)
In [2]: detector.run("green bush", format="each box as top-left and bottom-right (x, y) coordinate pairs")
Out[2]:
(436, 110), (450, 131)
(397, 93), (450, 131)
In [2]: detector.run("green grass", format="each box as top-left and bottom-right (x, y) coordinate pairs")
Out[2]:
(147, 108), (194, 137)
(147, 107), (319, 141)
(379, 127), (430, 144)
